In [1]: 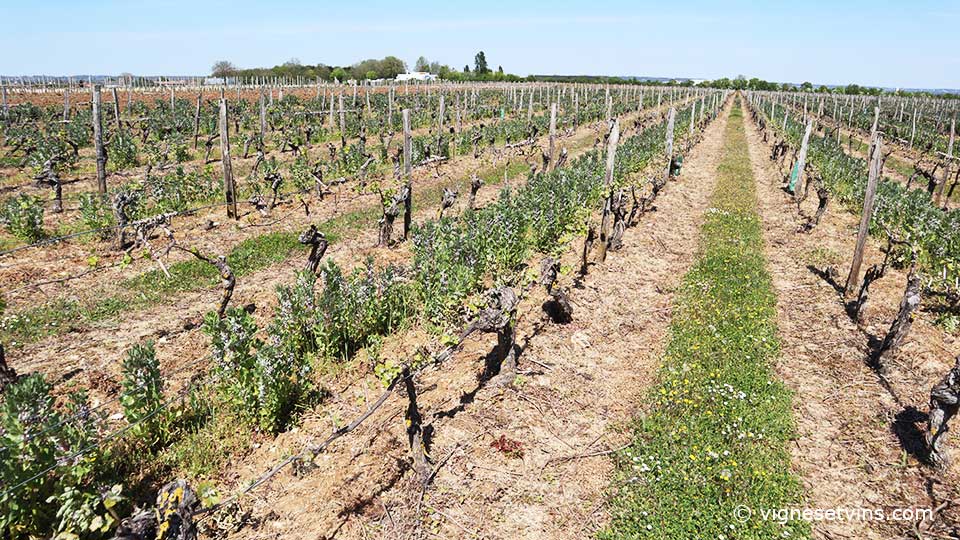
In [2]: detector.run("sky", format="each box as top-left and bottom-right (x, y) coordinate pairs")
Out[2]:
(2, 0), (958, 90)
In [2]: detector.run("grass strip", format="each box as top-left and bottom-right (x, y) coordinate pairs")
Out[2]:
(600, 101), (808, 539)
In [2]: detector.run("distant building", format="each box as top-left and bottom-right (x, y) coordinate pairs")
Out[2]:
(204, 77), (237, 85)
(396, 72), (436, 82)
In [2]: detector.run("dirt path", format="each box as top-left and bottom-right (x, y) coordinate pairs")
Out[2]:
(743, 105), (960, 539)
(211, 101), (733, 540)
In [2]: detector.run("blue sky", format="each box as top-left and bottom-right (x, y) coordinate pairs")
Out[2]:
(2, 0), (958, 89)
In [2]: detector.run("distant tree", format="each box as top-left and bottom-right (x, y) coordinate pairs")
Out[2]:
(283, 58), (302, 67)
(331, 67), (348, 82)
(464, 65), (471, 73)
(474, 51), (489, 75)
(800, 81), (813, 92)
(497, 65), (503, 74)
(379, 56), (407, 78)
(315, 64), (332, 81)
(415, 56), (430, 72)
(211, 60), (238, 78)
(781, 82), (792, 91)
(817, 85), (831, 93)
(843, 83), (863, 95)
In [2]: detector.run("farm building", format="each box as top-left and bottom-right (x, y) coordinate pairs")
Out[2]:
(396, 71), (437, 82)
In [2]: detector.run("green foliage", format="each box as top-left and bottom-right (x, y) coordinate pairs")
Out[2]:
(0, 193), (46, 242)
(315, 259), (414, 360)
(0, 374), (120, 539)
(78, 192), (116, 235)
(203, 308), (266, 426)
(202, 290), (316, 434)
(120, 341), (168, 444)
(145, 166), (219, 213)
(108, 130), (138, 170)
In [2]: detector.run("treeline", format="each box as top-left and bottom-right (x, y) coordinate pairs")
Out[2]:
(703, 76), (959, 99)
(211, 58), (957, 99)
(213, 51), (526, 82)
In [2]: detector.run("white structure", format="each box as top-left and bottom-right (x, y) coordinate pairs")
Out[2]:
(396, 72), (437, 82)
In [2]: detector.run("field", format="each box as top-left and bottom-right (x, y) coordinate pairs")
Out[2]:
(1, 80), (959, 540)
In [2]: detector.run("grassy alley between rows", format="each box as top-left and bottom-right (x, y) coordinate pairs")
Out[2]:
(602, 100), (807, 539)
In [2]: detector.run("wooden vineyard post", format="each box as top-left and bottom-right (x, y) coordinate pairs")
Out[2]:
(259, 91), (267, 142)
(326, 93), (334, 129)
(388, 86), (394, 124)
(193, 92), (202, 149)
(869, 106), (880, 153)
(1, 83), (7, 121)
(689, 100), (696, 140)
(574, 91), (579, 127)
(605, 93), (612, 123)
(663, 107), (676, 183)
(402, 109), (413, 240)
(934, 116), (955, 208)
(338, 93), (346, 149)
(112, 87), (122, 131)
(548, 103), (557, 170)
(436, 94), (445, 154)
(790, 120), (813, 194)
(63, 89), (70, 121)
(219, 99), (238, 220)
(597, 120), (620, 263)
(844, 133), (883, 296)
(910, 106), (918, 149)
(527, 90), (533, 121)
(92, 85), (107, 194)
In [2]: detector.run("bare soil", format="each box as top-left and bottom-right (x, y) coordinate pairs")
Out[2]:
(744, 109), (960, 539)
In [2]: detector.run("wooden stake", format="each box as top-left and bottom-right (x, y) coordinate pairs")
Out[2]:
(193, 92), (202, 149)
(845, 134), (883, 295)
(259, 91), (267, 141)
(663, 107), (676, 183)
(219, 99), (238, 220)
(548, 103), (557, 170)
(402, 109), (413, 239)
(934, 116), (955, 207)
(791, 120), (813, 194)
(92, 85), (107, 194)
(598, 120), (620, 263)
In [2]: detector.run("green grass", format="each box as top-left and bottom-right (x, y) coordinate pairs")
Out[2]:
(600, 101), (807, 540)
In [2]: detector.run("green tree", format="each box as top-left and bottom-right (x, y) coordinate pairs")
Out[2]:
(211, 60), (237, 78)
(474, 51), (489, 75)
(379, 56), (407, 78)
(464, 64), (471, 73)
(843, 83), (863, 95)
(415, 56), (430, 72)
(331, 67), (348, 82)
